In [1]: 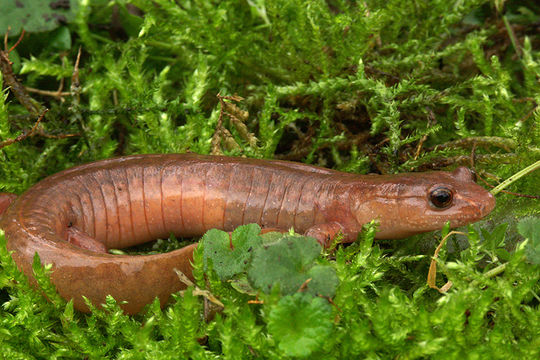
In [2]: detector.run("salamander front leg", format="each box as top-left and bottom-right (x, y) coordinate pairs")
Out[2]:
(304, 222), (344, 248)
(66, 226), (108, 253)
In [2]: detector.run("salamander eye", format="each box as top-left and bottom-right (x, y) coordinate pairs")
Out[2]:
(429, 187), (453, 209)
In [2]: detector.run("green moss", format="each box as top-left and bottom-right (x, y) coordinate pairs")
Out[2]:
(1, 0), (539, 358)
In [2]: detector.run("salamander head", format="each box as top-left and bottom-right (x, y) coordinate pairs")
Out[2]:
(351, 167), (496, 239)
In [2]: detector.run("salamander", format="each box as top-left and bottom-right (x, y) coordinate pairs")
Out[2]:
(0, 153), (495, 313)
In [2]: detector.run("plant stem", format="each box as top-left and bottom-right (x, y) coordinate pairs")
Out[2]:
(483, 263), (507, 279)
(490, 160), (540, 195)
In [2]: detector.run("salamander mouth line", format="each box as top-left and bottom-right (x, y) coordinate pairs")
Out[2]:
(454, 193), (487, 215)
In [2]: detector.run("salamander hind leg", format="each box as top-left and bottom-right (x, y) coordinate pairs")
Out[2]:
(304, 222), (344, 248)
(67, 226), (108, 253)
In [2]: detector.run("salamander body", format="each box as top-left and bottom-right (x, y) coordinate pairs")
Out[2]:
(0, 154), (495, 313)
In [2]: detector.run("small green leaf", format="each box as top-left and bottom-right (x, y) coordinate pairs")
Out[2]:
(118, 5), (144, 38)
(248, 235), (320, 293)
(248, 234), (337, 296)
(495, 248), (510, 262)
(62, 300), (74, 323)
(8, 49), (21, 74)
(0, 0), (79, 36)
(441, 221), (451, 239)
(267, 293), (333, 357)
(359, 220), (378, 249)
(202, 224), (262, 279)
(49, 26), (71, 50)
(260, 230), (285, 244)
(305, 265), (339, 298)
(229, 275), (258, 295)
(481, 223), (508, 252)
(32, 253), (64, 307)
(517, 217), (540, 264)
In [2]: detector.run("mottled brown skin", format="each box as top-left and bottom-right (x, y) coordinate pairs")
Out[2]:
(0, 154), (495, 314)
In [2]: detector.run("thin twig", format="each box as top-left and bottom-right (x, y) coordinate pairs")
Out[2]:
(37, 130), (80, 140)
(225, 110), (257, 147)
(414, 153), (517, 171)
(25, 86), (71, 98)
(512, 97), (536, 103)
(0, 109), (48, 150)
(211, 93), (248, 154)
(210, 94), (226, 155)
(414, 107), (436, 160)
(429, 136), (517, 152)
(57, 77), (65, 95)
(517, 104), (538, 124)
(3, 27), (8, 52)
(247, 294), (264, 304)
(298, 278), (312, 292)
(321, 295), (342, 313)
(173, 268), (225, 308)
(71, 47), (82, 101)
(470, 142), (476, 169)
(8, 29), (26, 53)
(427, 230), (467, 293)
(0, 47), (45, 115)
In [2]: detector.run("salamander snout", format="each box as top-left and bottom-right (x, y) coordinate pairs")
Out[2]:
(476, 190), (496, 218)
(452, 167), (496, 220)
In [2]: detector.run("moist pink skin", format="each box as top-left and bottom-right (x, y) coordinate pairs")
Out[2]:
(0, 154), (495, 313)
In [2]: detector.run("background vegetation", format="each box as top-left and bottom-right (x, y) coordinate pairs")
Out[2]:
(0, 0), (539, 358)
